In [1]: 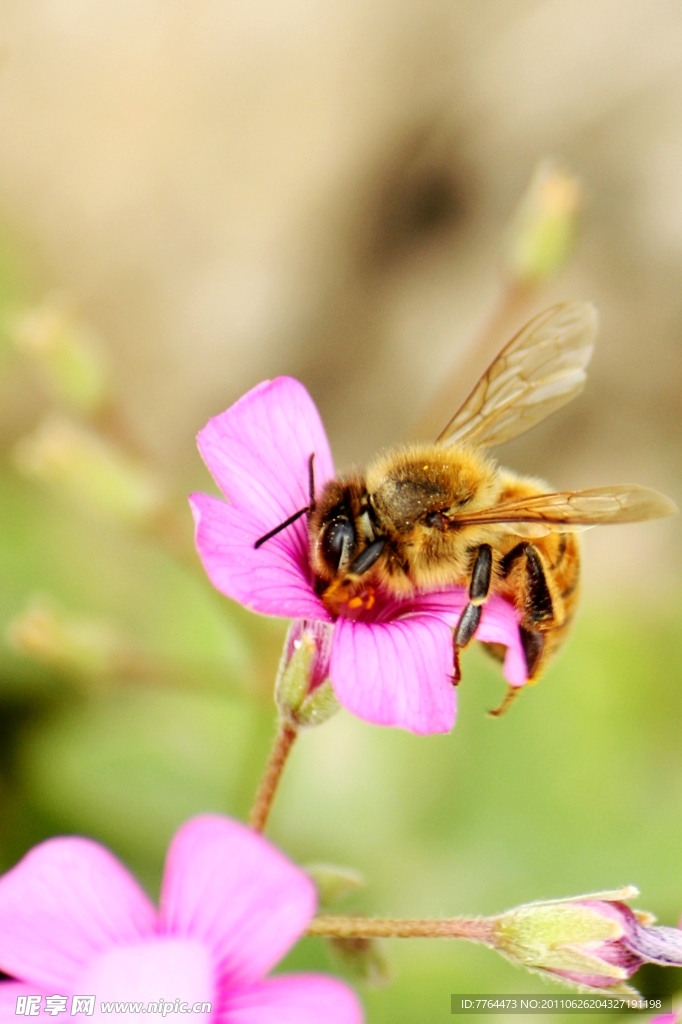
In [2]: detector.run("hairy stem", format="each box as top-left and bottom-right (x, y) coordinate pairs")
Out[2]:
(248, 720), (298, 832)
(308, 914), (496, 943)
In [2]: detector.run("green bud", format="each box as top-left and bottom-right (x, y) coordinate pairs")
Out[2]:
(327, 936), (391, 988)
(295, 679), (340, 727)
(506, 158), (582, 287)
(10, 294), (109, 414)
(14, 415), (164, 525)
(305, 863), (366, 908)
(275, 620), (338, 728)
(492, 887), (646, 993)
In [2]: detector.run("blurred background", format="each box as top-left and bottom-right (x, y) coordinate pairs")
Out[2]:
(0, 0), (681, 1019)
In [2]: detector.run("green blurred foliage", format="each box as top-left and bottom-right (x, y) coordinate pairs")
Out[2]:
(0, 470), (251, 692)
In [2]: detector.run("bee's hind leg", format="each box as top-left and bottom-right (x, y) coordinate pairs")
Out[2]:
(451, 544), (493, 684)
(487, 684), (521, 717)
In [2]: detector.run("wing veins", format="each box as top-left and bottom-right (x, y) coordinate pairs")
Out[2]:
(437, 302), (598, 448)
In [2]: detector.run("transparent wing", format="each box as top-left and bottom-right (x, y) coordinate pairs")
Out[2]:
(450, 485), (678, 539)
(436, 302), (598, 448)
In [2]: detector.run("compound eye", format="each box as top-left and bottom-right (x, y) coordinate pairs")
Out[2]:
(321, 516), (356, 571)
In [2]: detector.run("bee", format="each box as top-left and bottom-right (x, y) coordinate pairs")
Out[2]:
(256, 303), (677, 713)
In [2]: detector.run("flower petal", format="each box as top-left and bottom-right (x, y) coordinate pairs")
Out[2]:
(330, 614), (456, 734)
(411, 590), (528, 687)
(0, 838), (156, 990)
(218, 974), (363, 1024)
(0, 983), (51, 1023)
(78, 938), (214, 1023)
(190, 493), (328, 619)
(478, 595), (528, 686)
(159, 816), (316, 989)
(196, 376), (334, 529)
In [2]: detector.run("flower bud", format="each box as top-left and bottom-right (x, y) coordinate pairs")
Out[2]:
(14, 415), (164, 525)
(10, 294), (109, 414)
(492, 888), (682, 993)
(305, 863), (365, 908)
(275, 619), (339, 728)
(506, 158), (582, 287)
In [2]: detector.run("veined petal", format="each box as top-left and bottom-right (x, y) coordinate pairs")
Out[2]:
(330, 614), (456, 734)
(159, 816), (316, 989)
(0, 839), (156, 990)
(196, 377), (334, 530)
(77, 939), (214, 1023)
(218, 974), (363, 1024)
(190, 493), (328, 620)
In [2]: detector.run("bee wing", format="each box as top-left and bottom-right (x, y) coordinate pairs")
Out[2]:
(451, 485), (678, 538)
(436, 302), (598, 448)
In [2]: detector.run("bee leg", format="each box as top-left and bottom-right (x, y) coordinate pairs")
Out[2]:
(501, 542), (553, 678)
(519, 625), (545, 678)
(488, 684), (521, 718)
(522, 544), (555, 625)
(451, 544), (493, 684)
(488, 627), (544, 717)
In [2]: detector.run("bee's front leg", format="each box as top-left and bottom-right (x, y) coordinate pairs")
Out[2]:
(452, 544), (493, 683)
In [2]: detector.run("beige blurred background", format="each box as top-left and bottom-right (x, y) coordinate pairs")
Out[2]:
(0, 0), (681, 596)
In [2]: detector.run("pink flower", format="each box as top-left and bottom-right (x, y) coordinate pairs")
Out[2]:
(0, 814), (363, 1023)
(190, 377), (528, 734)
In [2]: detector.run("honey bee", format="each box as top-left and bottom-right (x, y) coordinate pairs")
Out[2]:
(256, 303), (677, 713)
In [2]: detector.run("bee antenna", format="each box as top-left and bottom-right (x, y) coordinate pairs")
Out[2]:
(254, 453), (317, 550)
(308, 452), (316, 509)
(254, 506), (311, 549)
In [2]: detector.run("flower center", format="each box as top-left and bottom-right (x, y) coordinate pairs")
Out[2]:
(75, 937), (216, 1022)
(322, 580), (378, 620)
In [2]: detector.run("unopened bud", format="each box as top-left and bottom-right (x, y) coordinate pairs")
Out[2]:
(275, 619), (339, 728)
(327, 936), (391, 987)
(492, 888), (682, 993)
(506, 158), (582, 287)
(6, 596), (126, 679)
(14, 415), (163, 525)
(10, 294), (109, 414)
(305, 863), (365, 908)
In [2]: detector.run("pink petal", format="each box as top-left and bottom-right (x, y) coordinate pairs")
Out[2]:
(190, 493), (328, 620)
(478, 595), (528, 687)
(415, 591), (528, 687)
(330, 614), (457, 734)
(192, 377), (335, 620)
(159, 816), (316, 989)
(196, 377), (334, 531)
(78, 938), (214, 1023)
(0, 839), (156, 991)
(218, 974), (363, 1024)
(0, 984), (51, 1023)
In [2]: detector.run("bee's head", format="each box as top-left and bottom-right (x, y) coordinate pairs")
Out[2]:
(309, 477), (386, 590)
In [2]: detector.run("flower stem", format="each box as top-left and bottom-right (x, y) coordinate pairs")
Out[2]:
(307, 914), (496, 943)
(248, 720), (298, 832)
